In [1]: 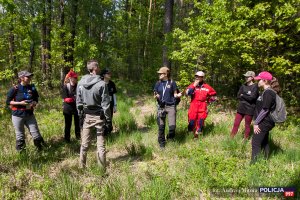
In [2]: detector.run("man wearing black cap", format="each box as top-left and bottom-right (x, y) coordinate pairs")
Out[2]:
(100, 69), (117, 126)
(6, 70), (45, 151)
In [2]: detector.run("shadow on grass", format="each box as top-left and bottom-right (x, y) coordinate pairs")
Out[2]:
(110, 143), (153, 163)
(167, 122), (215, 145)
(14, 137), (80, 169)
(203, 122), (215, 136)
(269, 137), (283, 157)
(172, 128), (189, 144)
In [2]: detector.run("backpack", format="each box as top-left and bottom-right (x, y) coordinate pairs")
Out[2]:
(9, 84), (35, 110)
(264, 89), (287, 123)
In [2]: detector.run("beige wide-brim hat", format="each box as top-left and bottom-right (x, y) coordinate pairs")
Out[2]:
(157, 67), (170, 74)
(195, 71), (205, 77)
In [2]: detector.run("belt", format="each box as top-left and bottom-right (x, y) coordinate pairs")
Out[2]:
(165, 103), (175, 106)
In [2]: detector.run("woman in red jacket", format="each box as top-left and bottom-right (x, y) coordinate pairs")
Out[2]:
(186, 71), (217, 139)
(62, 69), (80, 142)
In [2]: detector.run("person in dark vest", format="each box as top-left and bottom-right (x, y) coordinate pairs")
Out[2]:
(231, 71), (259, 139)
(153, 67), (181, 149)
(251, 71), (280, 164)
(62, 69), (80, 142)
(100, 68), (117, 131)
(76, 60), (111, 170)
(6, 70), (45, 151)
(186, 71), (217, 139)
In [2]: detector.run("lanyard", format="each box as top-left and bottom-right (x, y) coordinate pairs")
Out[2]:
(161, 81), (169, 101)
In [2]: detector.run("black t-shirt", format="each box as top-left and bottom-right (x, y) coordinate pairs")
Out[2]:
(62, 84), (78, 114)
(254, 89), (276, 130)
(236, 83), (259, 115)
(107, 80), (117, 106)
(6, 84), (39, 116)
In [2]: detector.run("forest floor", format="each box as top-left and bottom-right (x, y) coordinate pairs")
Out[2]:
(0, 82), (299, 200)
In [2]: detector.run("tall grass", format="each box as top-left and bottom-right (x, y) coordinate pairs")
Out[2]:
(0, 83), (300, 199)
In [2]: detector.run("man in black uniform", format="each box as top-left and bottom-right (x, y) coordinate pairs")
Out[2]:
(100, 69), (117, 128)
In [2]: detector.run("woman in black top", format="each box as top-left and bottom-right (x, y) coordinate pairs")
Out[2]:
(251, 71), (279, 163)
(62, 70), (80, 142)
(231, 71), (259, 139)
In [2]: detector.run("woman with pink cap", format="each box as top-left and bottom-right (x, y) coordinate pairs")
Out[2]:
(186, 71), (217, 139)
(62, 69), (80, 142)
(251, 71), (280, 163)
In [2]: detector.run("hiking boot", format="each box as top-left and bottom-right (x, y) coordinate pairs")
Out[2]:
(159, 144), (165, 150)
(193, 133), (199, 139)
(16, 140), (26, 152)
(33, 138), (45, 151)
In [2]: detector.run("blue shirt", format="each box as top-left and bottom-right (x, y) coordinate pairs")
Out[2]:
(154, 80), (177, 105)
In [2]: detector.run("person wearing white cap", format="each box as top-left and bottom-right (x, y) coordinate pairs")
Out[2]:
(186, 71), (216, 139)
(230, 71), (259, 139)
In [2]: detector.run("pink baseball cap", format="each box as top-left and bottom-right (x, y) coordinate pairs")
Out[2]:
(254, 71), (273, 80)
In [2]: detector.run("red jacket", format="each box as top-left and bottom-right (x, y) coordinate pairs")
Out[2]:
(187, 83), (216, 103)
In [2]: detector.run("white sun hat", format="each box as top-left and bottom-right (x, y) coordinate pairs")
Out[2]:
(195, 71), (205, 77)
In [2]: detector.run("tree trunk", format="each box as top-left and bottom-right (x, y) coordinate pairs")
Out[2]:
(60, 0), (68, 87)
(144, 0), (153, 59)
(163, 0), (174, 69)
(125, 0), (133, 79)
(68, 0), (78, 68)
(29, 40), (35, 72)
(8, 30), (16, 68)
(41, 0), (52, 88)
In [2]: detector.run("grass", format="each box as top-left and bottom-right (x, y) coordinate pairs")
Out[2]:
(0, 82), (300, 199)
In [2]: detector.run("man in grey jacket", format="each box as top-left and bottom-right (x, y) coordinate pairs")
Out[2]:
(76, 60), (111, 170)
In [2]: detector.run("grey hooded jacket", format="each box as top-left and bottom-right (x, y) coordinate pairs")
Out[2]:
(76, 74), (111, 122)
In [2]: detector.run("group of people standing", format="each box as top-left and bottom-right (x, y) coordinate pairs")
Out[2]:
(6, 60), (117, 171)
(153, 67), (217, 149)
(230, 71), (280, 163)
(153, 67), (280, 164)
(6, 63), (281, 171)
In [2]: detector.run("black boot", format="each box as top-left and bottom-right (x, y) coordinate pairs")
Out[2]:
(33, 137), (45, 151)
(158, 125), (166, 148)
(16, 140), (26, 152)
(167, 125), (176, 140)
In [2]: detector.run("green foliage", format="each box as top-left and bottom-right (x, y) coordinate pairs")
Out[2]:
(113, 97), (137, 132)
(171, 0), (300, 104)
(0, 69), (14, 81)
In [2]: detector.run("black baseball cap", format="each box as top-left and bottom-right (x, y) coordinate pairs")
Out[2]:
(100, 69), (111, 77)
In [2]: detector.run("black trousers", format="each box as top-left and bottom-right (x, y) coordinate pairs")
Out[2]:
(64, 113), (80, 141)
(251, 128), (271, 162)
